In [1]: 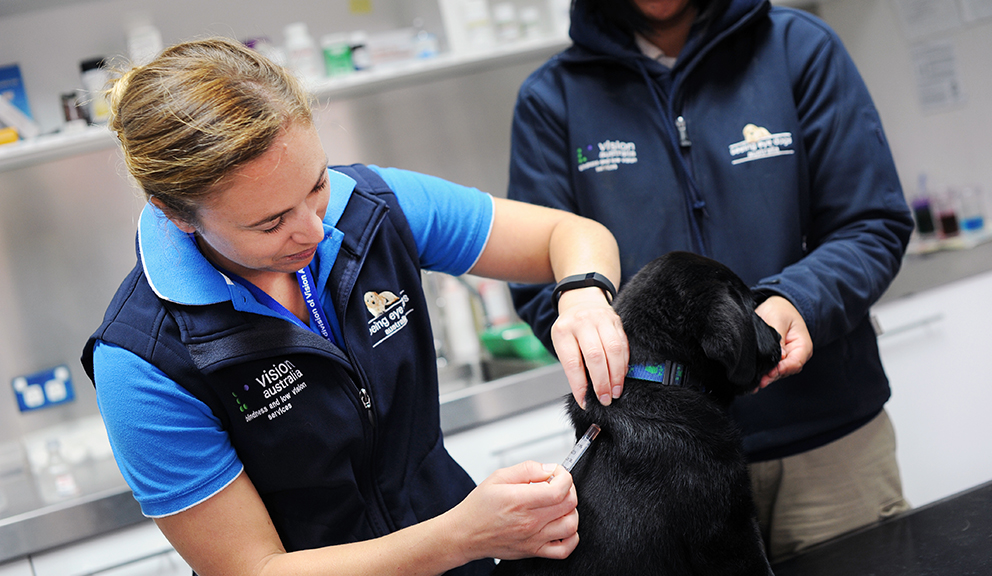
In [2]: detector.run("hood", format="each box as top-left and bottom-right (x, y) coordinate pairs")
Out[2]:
(567, 0), (770, 69)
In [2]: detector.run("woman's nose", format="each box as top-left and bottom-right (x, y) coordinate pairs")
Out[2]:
(291, 206), (325, 244)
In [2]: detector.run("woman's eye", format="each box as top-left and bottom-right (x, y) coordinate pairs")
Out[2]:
(261, 219), (285, 234)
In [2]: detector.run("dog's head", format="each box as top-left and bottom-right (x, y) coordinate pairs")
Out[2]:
(613, 252), (782, 401)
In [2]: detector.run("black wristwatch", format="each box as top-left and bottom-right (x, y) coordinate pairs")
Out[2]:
(552, 272), (617, 313)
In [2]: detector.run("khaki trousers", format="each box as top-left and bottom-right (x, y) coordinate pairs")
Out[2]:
(749, 409), (911, 562)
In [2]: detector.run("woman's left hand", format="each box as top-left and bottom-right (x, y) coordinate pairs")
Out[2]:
(552, 286), (628, 409)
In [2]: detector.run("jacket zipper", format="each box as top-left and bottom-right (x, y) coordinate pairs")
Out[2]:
(358, 387), (373, 424)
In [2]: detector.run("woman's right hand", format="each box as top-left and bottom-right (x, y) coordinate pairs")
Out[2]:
(446, 461), (579, 564)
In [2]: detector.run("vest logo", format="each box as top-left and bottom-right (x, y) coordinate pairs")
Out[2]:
(366, 289), (413, 348)
(729, 124), (795, 165)
(577, 140), (639, 173)
(241, 359), (310, 424)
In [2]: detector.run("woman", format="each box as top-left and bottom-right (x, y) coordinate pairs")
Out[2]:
(507, 0), (913, 561)
(81, 37), (628, 575)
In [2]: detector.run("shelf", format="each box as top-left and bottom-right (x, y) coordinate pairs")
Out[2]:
(0, 36), (569, 174)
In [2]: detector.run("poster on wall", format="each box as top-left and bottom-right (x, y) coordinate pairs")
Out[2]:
(958, 0), (992, 22)
(891, 0), (962, 39)
(910, 39), (966, 111)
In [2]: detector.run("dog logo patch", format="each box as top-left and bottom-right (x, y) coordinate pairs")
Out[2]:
(364, 290), (399, 317)
(728, 123), (795, 165)
(365, 289), (413, 348)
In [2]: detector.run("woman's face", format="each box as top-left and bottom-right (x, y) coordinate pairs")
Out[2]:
(173, 122), (331, 283)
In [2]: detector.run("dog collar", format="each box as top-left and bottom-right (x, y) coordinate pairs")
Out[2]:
(627, 360), (690, 387)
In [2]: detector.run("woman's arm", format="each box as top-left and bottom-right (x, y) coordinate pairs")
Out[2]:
(469, 197), (628, 408)
(156, 461), (578, 576)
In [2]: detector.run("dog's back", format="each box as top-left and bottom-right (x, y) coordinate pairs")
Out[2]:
(494, 252), (780, 576)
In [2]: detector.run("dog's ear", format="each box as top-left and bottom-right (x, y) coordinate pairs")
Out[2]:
(699, 291), (781, 394)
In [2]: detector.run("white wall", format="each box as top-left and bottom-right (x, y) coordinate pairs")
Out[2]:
(0, 0), (445, 133)
(819, 0), (992, 200)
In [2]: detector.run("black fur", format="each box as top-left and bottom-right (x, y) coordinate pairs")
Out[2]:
(494, 252), (781, 576)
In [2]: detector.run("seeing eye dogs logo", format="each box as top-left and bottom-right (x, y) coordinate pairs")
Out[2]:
(729, 124), (794, 165)
(365, 289), (414, 347)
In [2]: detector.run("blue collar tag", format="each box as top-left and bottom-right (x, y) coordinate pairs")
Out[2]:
(627, 361), (688, 387)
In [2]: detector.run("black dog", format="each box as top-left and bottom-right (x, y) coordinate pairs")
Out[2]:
(494, 252), (781, 576)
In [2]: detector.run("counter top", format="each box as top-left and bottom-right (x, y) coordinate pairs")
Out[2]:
(878, 234), (992, 304)
(773, 479), (992, 575)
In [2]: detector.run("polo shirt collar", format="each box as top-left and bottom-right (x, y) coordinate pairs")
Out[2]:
(138, 168), (357, 306)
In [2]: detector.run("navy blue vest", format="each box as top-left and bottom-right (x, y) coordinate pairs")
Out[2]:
(82, 165), (493, 575)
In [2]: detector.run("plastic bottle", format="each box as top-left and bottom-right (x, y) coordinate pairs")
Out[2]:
(412, 18), (440, 59)
(79, 58), (112, 124)
(127, 23), (163, 66)
(321, 33), (354, 77)
(349, 31), (373, 71)
(958, 186), (986, 233)
(520, 6), (544, 39)
(284, 23), (323, 83)
(38, 439), (80, 503)
(492, 2), (521, 43)
(911, 174), (936, 237)
(936, 188), (960, 237)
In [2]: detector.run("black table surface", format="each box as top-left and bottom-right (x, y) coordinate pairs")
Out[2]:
(772, 480), (992, 575)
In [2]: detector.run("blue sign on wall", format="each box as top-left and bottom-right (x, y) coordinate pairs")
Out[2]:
(11, 365), (75, 412)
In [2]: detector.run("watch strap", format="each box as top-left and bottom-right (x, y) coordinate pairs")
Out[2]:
(552, 272), (617, 313)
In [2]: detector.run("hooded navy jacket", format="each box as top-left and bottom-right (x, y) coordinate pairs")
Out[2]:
(508, 0), (913, 460)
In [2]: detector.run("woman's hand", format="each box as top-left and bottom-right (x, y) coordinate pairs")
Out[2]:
(447, 461), (579, 563)
(755, 295), (813, 389)
(552, 287), (628, 408)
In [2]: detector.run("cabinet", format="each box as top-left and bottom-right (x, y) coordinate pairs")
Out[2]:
(445, 401), (575, 484)
(29, 521), (188, 576)
(0, 559), (32, 576)
(871, 269), (992, 507)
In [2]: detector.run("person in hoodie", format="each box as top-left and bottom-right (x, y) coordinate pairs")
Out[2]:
(507, 0), (915, 561)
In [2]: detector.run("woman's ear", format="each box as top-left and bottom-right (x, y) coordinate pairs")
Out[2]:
(149, 197), (197, 234)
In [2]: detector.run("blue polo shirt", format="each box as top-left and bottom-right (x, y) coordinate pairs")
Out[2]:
(93, 166), (494, 517)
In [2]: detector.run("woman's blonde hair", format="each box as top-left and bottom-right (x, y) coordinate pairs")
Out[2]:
(108, 37), (313, 225)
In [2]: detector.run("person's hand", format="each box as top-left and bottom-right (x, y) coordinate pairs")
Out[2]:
(449, 461), (579, 563)
(551, 287), (629, 408)
(755, 295), (813, 389)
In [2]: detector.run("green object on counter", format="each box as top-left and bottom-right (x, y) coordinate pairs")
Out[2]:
(479, 322), (554, 361)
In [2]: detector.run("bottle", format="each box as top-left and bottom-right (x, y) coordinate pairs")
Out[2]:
(911, 174), (936, 237)
(936, 188), (960, 238)
(284, 23), (323, 84)
(321, 33), (354, 77)
(463, 0), (496, 50)
(349, 31), (373, 71)
(492, 2), (521, 43)
(127, 23), (163, 66)
(520, 6), (544, 39)
(412, 18), (440, 59)
(79, 58), (112, 124)
(38, 439), (80, 503)
(958, 186), (986, 233)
